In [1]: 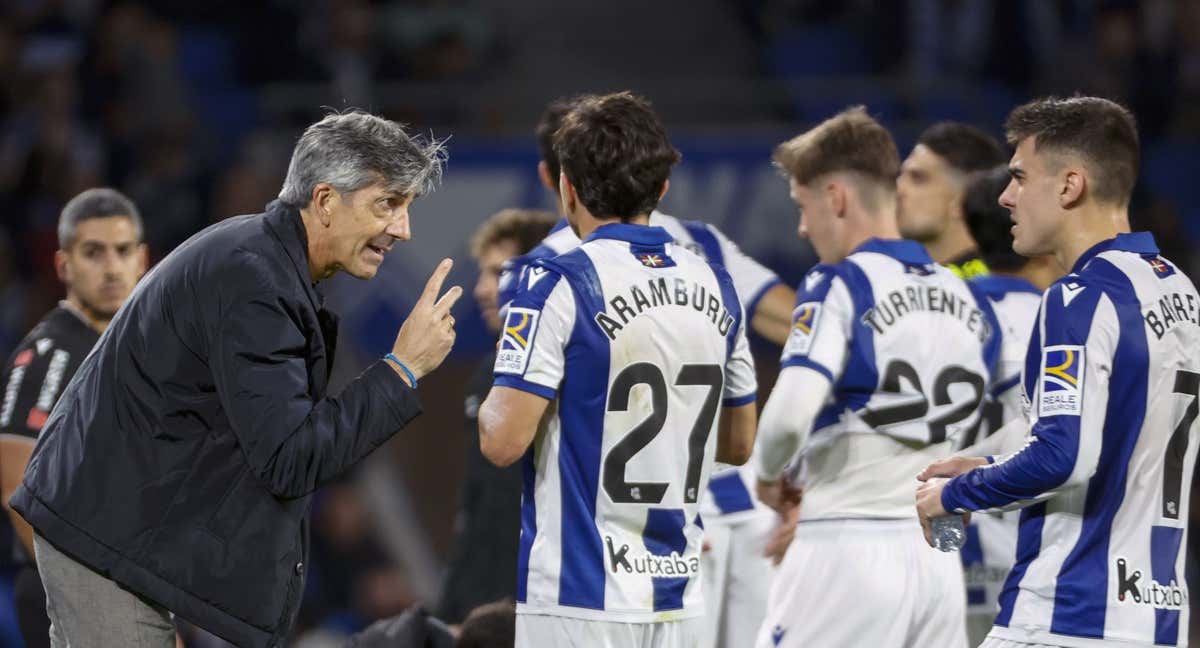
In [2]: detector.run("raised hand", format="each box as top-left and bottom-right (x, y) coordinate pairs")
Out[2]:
(390, 258), (463, 384)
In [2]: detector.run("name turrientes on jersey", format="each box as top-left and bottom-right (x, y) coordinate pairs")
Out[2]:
(860, 285), (993, 343)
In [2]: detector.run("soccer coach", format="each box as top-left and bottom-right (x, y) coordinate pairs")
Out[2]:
(10, 111), (462, 648)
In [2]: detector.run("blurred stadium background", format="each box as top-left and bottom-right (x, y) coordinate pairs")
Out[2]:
(0, 0), (1198, 646)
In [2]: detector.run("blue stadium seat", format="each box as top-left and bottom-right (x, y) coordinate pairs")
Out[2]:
(1142, 142), (1200, 239)
(766, 27), (872, 78)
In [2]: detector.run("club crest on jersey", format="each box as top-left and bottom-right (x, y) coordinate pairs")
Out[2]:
(630, 244), (676, 269)
(495, 307), (539, 375)
(785, 303), (821, 357)
(1039, 345), (1085, 416)
(1146, 256), (1176, 278)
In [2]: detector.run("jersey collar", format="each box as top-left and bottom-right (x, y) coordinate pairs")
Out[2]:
(852, 238), (934, 266)
(585, 222), (674, 246)
(1071, 232), (1159, 274)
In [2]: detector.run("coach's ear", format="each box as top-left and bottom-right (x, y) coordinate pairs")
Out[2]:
(311, 183), (336, 226)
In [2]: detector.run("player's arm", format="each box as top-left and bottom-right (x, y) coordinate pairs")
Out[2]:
(716, 403), (757, 465)
(755, 367), (833, 481)
(0, 343), (58, 556)
(478, 387), (549, 467)
(713, 266), (761, 464)
(754, 268), (851, 508)
(707, 223), (794, 346)
(924, 283), (1115, 516)
(480, 264), (574, 468)
(208, 252), (448, 500)
(1, 436), (35, 555)
(749, 283), (796, 346)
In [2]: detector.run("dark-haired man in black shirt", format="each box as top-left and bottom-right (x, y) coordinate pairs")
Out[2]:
(897, 122), (1008, 279)
(0, 188), (147, 648)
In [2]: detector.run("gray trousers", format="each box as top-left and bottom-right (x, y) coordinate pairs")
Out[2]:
(34, 533), (174, 648)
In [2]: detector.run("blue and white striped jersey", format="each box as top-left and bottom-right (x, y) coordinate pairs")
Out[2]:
(769, 238), (999, 519)
(959, 275), (1043, 618)
(498, 211), (782, 524)
(943, 233), (1200, 647)
(493, 223), (757, 623)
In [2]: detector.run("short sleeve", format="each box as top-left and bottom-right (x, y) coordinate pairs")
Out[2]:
(722, 315), (757, 406)
(0, 338), (74, 439)
(780, 266), (854, 383)
(492, 265), (576, 400)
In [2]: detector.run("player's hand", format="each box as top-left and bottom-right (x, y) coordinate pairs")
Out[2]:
(763, 504), (800, 566)
(917, 456), (988, 482)
(756, 477), (802, 516)
(390, 259), (463, 383)
(915, 477), (970, 547)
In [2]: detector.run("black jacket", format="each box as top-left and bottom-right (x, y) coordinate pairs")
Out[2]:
(11, 202), (423, 648)
(436, 352), (521, 624)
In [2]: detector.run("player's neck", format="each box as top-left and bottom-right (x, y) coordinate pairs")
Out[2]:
(574, 213), (649, 240)
(64, 293), (111, 333)
(843, 208), (902, 255)
(1013, 256), (1064, 291)
(925, 222), (977, 265)
(1054, 206), (1131, 272)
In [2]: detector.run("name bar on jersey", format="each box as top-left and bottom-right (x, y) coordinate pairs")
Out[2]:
(860, 285), (992, 343)
(1144, 291), (1199, 340)
(595, 276), (734, 340)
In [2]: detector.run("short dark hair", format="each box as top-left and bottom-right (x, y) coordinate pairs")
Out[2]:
(963, 166), (1025, 272)
(554, 92), (681, 220)
(535, 96), (585, 189)
(455, 599), (515, 648)
(1004, 96), (1139, 206)
(58, 188), (143, 249)
(773, 106), (900, 188)
(469, 208), (558, 259)
(916, 122), (1007, 175)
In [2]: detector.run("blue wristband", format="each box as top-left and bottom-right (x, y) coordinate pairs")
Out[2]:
(384, 353), (417, 388)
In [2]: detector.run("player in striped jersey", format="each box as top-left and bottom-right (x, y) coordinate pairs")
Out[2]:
(897, 122), (1009, 280)
(753, 107), (999, 648)
(499, 95), (795, 648)
(478, 92), (759, 648)
(955, 166), (1063, 646)
(917, 96), (1200, 647)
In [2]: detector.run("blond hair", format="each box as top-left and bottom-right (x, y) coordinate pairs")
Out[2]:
(773, 106), (900, 189)
(469, 208), (558, 259)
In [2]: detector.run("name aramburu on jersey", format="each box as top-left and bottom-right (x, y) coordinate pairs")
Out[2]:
(594, 277), (734, 341)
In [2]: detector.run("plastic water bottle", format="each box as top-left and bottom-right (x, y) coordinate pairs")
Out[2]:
(931, 515), (966, 552)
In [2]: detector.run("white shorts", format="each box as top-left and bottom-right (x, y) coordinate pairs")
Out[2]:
(700, 511), (776, 648)
(754, 518), (968, 648)
(516, 613), (704, 648)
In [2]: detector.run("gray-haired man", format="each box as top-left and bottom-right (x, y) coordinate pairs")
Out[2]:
(11, 111), (461, 648)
